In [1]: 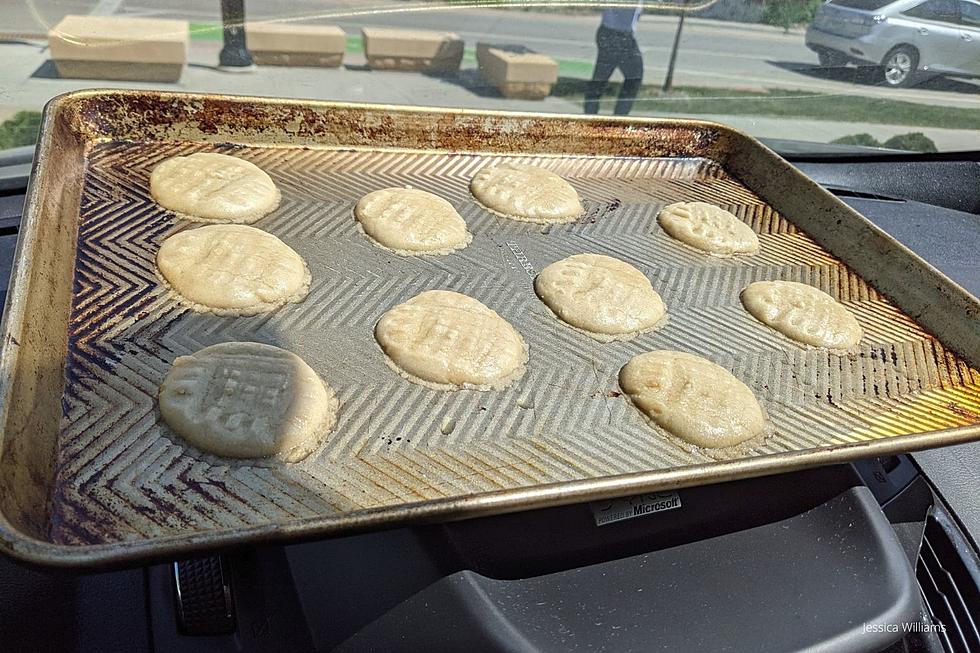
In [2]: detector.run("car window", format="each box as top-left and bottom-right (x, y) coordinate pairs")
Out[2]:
(960, 0), (980, 24)
(903, 0), (961, 23)
(1, 0), (978, 156)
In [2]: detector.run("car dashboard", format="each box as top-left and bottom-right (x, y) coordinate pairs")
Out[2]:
(0, 145), (978, 653)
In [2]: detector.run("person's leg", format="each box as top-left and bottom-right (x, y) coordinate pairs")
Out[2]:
(585, 26), (618, 115)
(614, 35), (644, 116)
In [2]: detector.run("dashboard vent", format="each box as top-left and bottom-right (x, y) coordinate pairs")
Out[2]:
(825, 187), (904, 202)
(916, 508), (980, 653)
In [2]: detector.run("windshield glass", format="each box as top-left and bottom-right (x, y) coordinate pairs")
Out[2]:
(829, 0), (894, 11)
(1, 0), (978, 154)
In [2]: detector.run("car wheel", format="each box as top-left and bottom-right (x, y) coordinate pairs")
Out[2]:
(881, 45), (919, 87)
(817, 50), (847, 67)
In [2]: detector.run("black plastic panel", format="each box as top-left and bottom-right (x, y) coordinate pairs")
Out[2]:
(338, 488), (918, 653)
(795, 160), (980, 215)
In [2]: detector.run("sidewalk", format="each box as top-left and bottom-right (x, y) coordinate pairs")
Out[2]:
(1, 38), (975, 152)
(0, 39), (581, 114)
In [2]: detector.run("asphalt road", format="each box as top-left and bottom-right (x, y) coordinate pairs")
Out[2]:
(5, 0), (980, 108)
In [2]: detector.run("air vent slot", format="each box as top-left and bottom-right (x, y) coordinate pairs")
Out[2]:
(826, 187), (905, 202)
(916, 509), (980, 653)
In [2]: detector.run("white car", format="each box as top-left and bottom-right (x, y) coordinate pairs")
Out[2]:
(806, 0), (980, 86)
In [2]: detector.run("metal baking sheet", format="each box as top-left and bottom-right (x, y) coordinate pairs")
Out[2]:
(1, 90), (978, 567)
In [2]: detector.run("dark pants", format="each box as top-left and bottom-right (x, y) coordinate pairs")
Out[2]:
(585, 24), (644, 116)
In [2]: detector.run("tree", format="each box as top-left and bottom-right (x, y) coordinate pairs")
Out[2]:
(761, 0), (823, 32)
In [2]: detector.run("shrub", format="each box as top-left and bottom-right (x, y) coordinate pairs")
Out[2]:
(830, 132), (939, 152)
(882, 132), (938, 153)
(761, 0), (823, 31)
(0, 111), (42, 150)
(830, 133), (882, 147)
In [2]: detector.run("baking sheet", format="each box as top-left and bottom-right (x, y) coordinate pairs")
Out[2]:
(2, 91), (978, 566)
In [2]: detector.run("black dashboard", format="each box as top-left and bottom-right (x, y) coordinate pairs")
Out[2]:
(0, 145), (978, 653)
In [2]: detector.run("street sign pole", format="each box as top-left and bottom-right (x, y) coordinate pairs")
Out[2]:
(662, 0), (686, 93)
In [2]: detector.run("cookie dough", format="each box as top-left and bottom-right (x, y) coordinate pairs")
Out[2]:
(159, 342), (339, 462)
(535, 254), (666, 341)
(354, 187), (471, 255)
(741, 280), (863, 349)
(619, 350), (766, 449)
(157, 224), (310, 316)
(150, 152), (280, 224)
(375, 290), (528, 390)
(657, 201), (759, 256)
(470, 163), (583, 223)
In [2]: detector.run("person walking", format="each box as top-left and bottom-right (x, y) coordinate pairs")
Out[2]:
(584, 3), (644, 116)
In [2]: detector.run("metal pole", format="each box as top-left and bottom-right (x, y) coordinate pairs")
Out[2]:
(662, 1), (686, 93)
(219, 0), (253, 68)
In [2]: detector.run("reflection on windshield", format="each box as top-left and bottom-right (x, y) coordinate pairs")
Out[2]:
(1, 0), (978, 152)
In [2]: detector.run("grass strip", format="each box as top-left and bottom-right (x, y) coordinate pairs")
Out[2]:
(552, 79), (980, 130)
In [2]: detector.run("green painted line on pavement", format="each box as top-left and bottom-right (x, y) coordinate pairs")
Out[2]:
(189, 22), (223, 41)
(558, 58), (594, 77)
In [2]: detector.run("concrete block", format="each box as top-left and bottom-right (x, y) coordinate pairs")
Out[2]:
(246, 23), (346, 68)
(48, 15), (188, 82)
(477, 43), (558, 100)
(361, 27), (463, 73)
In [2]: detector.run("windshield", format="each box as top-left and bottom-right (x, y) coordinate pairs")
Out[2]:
(1, 0), (978, 154)
(829, 0), (894, 11)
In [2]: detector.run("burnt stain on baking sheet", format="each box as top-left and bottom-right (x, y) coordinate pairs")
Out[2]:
(66, 91), (724, 160)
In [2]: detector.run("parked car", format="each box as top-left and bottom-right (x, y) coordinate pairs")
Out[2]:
(806, 0), (980, 86)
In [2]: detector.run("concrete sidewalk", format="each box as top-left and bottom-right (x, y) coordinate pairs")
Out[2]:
(0, 39), (580, 114)
(1, 37), (976, 151)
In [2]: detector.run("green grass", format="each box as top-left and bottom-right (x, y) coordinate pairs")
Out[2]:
(551, 78), (980, 130)
(0, 111), (42, 149)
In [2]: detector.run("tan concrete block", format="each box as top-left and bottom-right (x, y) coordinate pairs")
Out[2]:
(246, 23), (346, 67)
(251, 52), (344, 67)
(52, 61), (184, 83)
(496, 82), (556, 100)
(48, 15), (188, 66)
(477, 43), (558, 100)
(362, 27), (463, 73)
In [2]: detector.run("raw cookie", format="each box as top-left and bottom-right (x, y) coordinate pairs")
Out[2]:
(159, 342), (339, 462)
(470, 163), (583, 223)
(157, 224), (310, 316)
(657, 201), (759, 256)
(375, 290), (528, 390)
(741, 280), (863, 349)
(354, 187), (471, 255)
(150, 152), (280, 223)
(535, 253), (666, 341)
(619, 350), (766, 449)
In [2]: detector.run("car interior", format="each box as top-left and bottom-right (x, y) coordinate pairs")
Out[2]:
(0, 1), (978, 652)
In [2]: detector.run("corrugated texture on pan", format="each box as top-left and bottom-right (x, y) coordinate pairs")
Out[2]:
(50, 141), (980, 545)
